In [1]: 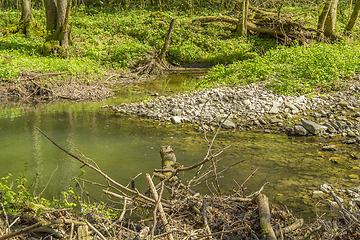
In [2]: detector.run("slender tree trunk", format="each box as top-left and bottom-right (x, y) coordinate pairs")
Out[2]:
(20, 0), (36, 35)
(236, 0), (249, 37)
(318, 0), (332, 31)
(21, 0), (33, 22)
(324, 0), (338, 37)
(345, 0), (360, 32)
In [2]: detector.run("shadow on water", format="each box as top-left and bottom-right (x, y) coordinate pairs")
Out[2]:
(1, 72), (359, 221)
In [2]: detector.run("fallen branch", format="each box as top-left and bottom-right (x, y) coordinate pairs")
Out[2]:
(146, 173), (174, 240)
(256, 193), (276, 240)
(0, 219), (87, 240)
(37, 127), (167, 208)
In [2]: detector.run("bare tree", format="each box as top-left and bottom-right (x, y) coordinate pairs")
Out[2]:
(236, 0), (249, 37)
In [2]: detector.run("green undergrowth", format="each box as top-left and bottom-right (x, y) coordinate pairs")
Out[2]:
(0, 7), (270, 79)
(0, 167), (118, 219)
(198, 41), (360, 95)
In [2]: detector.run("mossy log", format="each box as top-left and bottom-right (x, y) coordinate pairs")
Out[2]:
(156, 145), (179, 180)
(256, 193), (277, 240)
(192, 6), (324, 45)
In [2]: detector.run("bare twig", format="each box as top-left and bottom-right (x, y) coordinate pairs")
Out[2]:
(85, 219), (107, 240)
(0, 203), (9, 234)
(240, 167), (259, 190)
(146, 173), (174, 240)
(36, 127), (163, 207)
(151, 181), (165, 240)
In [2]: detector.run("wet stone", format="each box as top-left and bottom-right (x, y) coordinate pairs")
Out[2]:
(294, 125), (308, 136)
(301, 119), (327, 135)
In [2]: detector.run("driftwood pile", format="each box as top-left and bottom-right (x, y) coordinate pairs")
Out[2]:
(193, 6), (324, 46)
(0, 69), (113, 102)
(1, 127), (360, 239)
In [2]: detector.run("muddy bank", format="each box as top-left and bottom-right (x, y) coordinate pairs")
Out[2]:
(0, 70), (151, 103)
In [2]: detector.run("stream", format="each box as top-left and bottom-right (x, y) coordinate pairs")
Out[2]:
(1, 73), (360, 221)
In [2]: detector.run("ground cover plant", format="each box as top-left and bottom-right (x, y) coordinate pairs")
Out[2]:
(198, 41), (360, 95)
(0, 7), (260, 80)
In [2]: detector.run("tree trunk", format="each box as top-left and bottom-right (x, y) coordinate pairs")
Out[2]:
(324, 0), (338, 37)
(20, 0), (35, 35)
(318, 0), (332, 31)
(43, 0), (72, 58)
(21, 0), (34, 22)
(345, 0), (360, 32)
(236, 0), (249, 37)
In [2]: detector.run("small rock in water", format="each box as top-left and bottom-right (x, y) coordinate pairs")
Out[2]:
(322, 145), (337, 151)
(344, 139), (357, 144)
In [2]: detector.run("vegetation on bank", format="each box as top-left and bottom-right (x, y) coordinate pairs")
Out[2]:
(0, 7), (263, 79)
(198, 41), (360, 95)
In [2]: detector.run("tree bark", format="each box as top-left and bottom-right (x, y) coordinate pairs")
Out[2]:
(256, 194), (276, 240)
(324, 0), (338, 37)
(345, 0), (360, 32)
(158, 19), (176, 61)
(21, 0), (34, 22)
(317, 0), (332, 31)
(236, 0), (249, 37)
(45, 0), (57, 32)
(43, 0), (72, 58)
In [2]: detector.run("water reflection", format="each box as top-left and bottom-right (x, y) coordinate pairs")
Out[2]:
(1, 75), (359, 220)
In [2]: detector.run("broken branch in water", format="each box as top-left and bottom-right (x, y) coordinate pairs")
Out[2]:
(36, 127), (167, 207)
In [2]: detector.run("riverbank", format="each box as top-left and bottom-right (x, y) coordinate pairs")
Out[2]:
(108, 77), (360, 140)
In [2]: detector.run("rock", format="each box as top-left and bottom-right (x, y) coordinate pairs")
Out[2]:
(243, 99), (251, 106)
(294, 125), (308, 135)
(301, 119), (327, 135)
(338, 100), (349, 107)
(269, 118), (283, 124)
(269, 102), (281, 114)
(171, 116), (182, 124)
(171, 108), (182, 116)
(344, 139), (357, 144)
(284, 101), (300, 113)
(322, 145), (337, 151)
(216, 116), (236, 129)
(336, 116), (347, 121)
(347, 130), (356, 137)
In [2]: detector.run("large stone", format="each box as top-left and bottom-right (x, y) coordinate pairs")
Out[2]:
(284, 101), (299, 114)
(294, 125), (308, 136)
(301, 119), (327, 135)
(269, 102), (281, 114)
(171, 108), (182, 116)
(171, 116), (182, 124)
(216, 116), (236, 129)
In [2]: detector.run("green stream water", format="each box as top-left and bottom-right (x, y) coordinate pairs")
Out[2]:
(1, 73), (360, 221)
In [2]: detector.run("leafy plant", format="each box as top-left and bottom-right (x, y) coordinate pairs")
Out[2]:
(198, 41), (360, 95)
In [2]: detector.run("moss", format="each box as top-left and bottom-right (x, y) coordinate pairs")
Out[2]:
(43, 40), (61, 56)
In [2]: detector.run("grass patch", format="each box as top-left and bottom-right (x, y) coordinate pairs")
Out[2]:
(198, 41), (360, 95)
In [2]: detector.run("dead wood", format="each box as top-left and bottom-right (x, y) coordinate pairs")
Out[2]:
(36, 127), (169, 208)
(146, 174), (174, 240)
(256, 193), (277, 240)
(192, 5), (325, 45)
(134, 19), (176, 77)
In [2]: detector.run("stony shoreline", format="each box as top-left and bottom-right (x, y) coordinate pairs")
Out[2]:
(109, 83), (360, 142)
